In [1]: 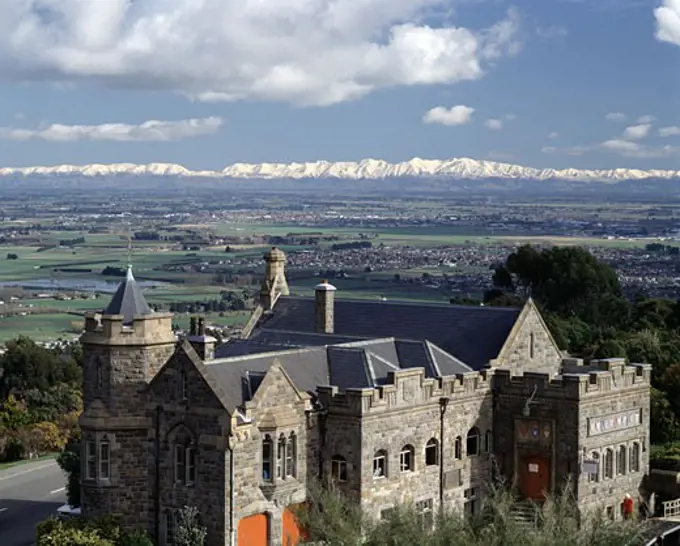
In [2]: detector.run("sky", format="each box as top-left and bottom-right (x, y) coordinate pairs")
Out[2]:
(0, 0), (679, 171)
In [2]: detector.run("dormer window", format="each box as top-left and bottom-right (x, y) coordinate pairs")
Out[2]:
(261, 431), (298, 484)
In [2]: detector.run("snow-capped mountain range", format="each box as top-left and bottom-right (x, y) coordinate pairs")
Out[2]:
(1, 157), (679, 182)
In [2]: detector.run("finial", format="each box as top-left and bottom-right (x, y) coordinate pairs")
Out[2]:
(127, 221), (133, 270)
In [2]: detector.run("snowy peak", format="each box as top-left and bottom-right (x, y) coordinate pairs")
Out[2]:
(1, 157), (679, 182)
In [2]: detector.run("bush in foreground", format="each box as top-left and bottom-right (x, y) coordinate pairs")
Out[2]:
(296, 484), (647, 546)
(36, 515), (153, 546)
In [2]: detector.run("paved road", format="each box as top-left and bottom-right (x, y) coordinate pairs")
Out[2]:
(0, 460), (67, 546)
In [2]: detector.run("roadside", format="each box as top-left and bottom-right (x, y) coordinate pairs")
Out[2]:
(0, 454), (58, 472)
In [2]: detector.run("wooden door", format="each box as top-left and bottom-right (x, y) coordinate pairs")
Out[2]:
(238, 513), (268, 546)
(521, 456), (550, 500)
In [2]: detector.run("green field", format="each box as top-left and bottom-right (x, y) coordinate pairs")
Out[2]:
(0, 223), (661, 344)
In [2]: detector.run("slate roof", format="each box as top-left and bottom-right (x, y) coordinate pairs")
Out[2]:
(103, 267), (153, 324)
(203, 337), (472, 411)
(250, 296), (522, 370)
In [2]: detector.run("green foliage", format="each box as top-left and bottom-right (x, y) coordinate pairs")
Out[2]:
(57, 434), (82, 507)
(297, 484), (645, 546)
(36, 515), (152, 546)
(175, 505), (207, 546)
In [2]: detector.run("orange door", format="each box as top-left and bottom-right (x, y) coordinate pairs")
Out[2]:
(522, 456), (550, 500)
(282, 504), (306, 546)
(238, 513), (268, 546)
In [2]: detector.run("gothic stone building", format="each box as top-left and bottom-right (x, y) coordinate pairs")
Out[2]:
(80, 249), (652, 546)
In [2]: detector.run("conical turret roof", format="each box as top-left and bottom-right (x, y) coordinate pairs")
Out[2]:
(103, 266), (153, 324)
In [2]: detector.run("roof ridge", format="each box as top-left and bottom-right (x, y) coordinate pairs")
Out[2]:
(280, 295), (522, 311)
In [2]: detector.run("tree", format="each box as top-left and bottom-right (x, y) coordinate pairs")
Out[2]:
(57, 434), (81, 507)
(175, 506), (207, 546)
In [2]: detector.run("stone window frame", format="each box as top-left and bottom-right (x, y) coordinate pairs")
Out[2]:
(629, 442), (641, 473)
(95, 357), (104, 390)
(373, 450), (388, 479)
(454, 436), (462, 460)
(167, 424), (197, 487)
(262, 434), (274, 483)
(83, 432), (113, 485)
(399, 445), (415, 473)
(163, 508), (178, 546)
(261, 429), (298, 485)
(529, 332), (535, 359)
(616, 445), (627, 476)
(588, 451), (600, 483)
(415, 498), (434, 530)
(463, 487), (479, 517)
(331, 455), (348, 483)
(603, 448), (614, 480)
(466, 427), (480, 457)
(425, 438), (439, 466)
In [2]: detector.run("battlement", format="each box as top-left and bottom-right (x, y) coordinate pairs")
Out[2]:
(81, 311), (175, 346)
(317, 367), (494, 414)
(494, 360), (651, 400)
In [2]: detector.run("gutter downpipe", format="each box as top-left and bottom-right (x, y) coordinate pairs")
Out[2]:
(439, 397), (450, 516)
(154, 404), (162, 544)
(228, 434), (236, 546)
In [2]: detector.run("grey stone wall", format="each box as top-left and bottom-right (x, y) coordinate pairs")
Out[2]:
(496, 304), (562, 376)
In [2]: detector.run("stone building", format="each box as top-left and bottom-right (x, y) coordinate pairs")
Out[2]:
(79, 248), (651, 546)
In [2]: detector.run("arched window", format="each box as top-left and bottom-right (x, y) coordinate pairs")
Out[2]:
(399, 445), (415, 472)
(286, 432), (297, 478)
(164, 510), (177, 546)
(484, 430), (493, 453)
(589, 452), (600, 483)
(466, 428), (480, 457)
(373, 450), (387, 478)
(630, 442), (640, 473)
(331, 455), (348, 482)
(617, 445), (626, 476)
(85, 437), (96, 480)
(604, 448), (614, 479)
(262, 435), (273, 482)
(454, 436), (462, 460)
(276, 434), (286, 479)
(425, 438), (439, 466)
(529, 332), (535, 359)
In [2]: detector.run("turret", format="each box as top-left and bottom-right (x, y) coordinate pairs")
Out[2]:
(79, 266), (176, 526)
(314, 280), (336, 333)
(260, 247), (289, 310)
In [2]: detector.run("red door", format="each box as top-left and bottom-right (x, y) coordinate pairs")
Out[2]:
(238, 513), (268, 546)
(522, 456), (550, 500)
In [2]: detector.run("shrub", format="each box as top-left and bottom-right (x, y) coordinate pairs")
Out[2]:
(297, 483), (647, 546)
(175, 505), (207, 546)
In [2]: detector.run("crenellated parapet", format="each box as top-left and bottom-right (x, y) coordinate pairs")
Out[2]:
(317, 367), (494, 415)
(494, 358), (651, 401)
(82, 311), (175, 346)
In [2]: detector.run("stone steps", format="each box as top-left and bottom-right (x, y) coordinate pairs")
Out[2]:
(510, 501), (539, 529)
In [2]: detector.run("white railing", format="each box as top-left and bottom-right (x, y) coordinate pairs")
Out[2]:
(663, 498), (680, 518)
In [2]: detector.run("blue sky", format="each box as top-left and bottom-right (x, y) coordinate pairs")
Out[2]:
(0, 0), (678, 171)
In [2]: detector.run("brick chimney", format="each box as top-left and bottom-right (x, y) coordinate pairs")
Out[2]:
(187, 316), (217, 360)
(314, 280), (337, 334)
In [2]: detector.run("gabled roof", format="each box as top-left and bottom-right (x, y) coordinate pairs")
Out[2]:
(103, 266), (152, 324)
(203, 337), (472, 412)
(250, 296), (521, 369)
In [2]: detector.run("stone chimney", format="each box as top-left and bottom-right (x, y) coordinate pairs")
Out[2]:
(314, 280), (337, 334)
(187, 316), (217, 360)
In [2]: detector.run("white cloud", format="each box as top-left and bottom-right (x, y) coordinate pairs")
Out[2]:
(660, 126), (680, 137)
(0, 1), (522, 107)
(536, 26), (568, 39)
(548, 132), (559, 139)
(423, 105), (475, 126)
(485, 119), (503, 130)
(0, 117), (223, 142)
(541, 146), (557, 154)
(622, 124), (651, 140)
(601, 139), (679, 158)
(655, 0), (680, 46)
(606, 112), (627, 122)
(637, 114), (656, 124)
